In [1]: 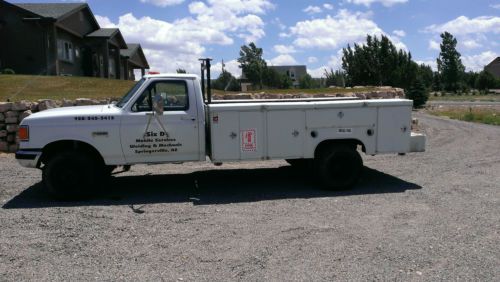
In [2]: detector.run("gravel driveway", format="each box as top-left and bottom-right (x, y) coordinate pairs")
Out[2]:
(0, 112), (499, 281)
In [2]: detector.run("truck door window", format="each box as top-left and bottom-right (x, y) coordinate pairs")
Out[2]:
(132, 80), (189, 112)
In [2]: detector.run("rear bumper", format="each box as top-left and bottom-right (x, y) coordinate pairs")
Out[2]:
(410, 132), (426, 152)
(16, 150), (42, 168)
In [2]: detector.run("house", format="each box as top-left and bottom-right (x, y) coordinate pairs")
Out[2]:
(269, 65), (308, 88)
(484, 57), (500, 79)
(0, 1), (149, 79)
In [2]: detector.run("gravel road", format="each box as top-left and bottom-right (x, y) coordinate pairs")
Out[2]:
(0, 113), (499, 281)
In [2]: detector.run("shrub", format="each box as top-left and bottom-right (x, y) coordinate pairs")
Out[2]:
(1, 68), (15, 74)
(406, 79), (429, 108)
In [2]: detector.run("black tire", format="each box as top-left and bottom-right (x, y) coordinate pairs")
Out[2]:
(315, 145), (363, 190)
(42, 150), (101, 200)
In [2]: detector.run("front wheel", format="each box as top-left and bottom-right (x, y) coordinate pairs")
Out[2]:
(42, 151), (101, 200)
(315, 145), (363, 190)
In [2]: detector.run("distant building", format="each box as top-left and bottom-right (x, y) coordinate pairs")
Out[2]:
(484, 57), (500, 79)
(269, 65), (308, 88)
(0, 1), (149, 79)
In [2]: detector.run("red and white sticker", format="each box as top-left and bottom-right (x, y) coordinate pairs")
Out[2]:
(241, 129), (257, 152)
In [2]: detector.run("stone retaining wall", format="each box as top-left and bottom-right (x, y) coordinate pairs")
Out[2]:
(0, 87), (404, 153)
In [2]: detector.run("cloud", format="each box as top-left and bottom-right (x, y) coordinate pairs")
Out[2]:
(95, 0), (274, 74)
(393, 29), (406, 37)
(139, 0), (185, 7)
(490, 3), (500, 9)
(268, 54), (298, 65)
(308, 56), (318, 63)
(308, 50), (344, 77)
(428, 39), (440, 51)
(323, 3), (334, 10)
(213, 59), (242, 78)
(415, 59), (437, 71)
(273, 45), (297, 54)
(95, 15), (116, 28)
(345, 0), (408, 7)
(424, 15), (500, 35)
(462, 51), (497, 72)
(461, 39), (482, 49)
(290, 9), (406, 51)
(303, 5), (322, 14)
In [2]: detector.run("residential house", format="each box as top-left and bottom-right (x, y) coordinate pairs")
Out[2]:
(269, 65), (307, 88)
(0, 1), (149, 79)
(484, 57), (500, 79)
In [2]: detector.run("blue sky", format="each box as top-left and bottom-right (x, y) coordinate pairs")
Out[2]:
(11, 0), (500, 77)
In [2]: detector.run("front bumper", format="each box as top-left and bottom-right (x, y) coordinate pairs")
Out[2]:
(15, 150), (42, 168)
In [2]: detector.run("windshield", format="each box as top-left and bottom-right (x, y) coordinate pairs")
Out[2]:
(115, 78), (147, 108)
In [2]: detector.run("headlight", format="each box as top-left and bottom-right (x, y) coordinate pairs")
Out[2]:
(18, 125), (29, 141)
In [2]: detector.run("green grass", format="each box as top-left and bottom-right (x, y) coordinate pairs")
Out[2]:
(0, 74), (381, 102)
(429, 94), (500, 102)
(429, 108), (500, 126)
(0, 74), (135, 102)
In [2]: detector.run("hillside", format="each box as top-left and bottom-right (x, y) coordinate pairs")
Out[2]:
(0, 75), (135, 102)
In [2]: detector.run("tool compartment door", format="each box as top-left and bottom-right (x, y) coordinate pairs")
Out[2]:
(267, 110), (305, 159)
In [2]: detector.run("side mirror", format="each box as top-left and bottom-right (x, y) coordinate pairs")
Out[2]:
(152, 94), (164, 115)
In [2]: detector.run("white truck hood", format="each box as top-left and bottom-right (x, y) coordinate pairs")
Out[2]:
(24, 105), (121, 121)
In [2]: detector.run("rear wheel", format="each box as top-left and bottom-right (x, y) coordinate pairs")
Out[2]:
(42, 150), (102, 200)
(315, 145), (363, 190)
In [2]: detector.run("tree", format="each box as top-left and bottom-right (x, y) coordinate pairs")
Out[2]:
(213, 70), (240, 91)
(437, 32), (465, 92)
(406, 79), (429, 108)
(299, 73), (314, 89)
(475, 71), (497, 90)
(324, 69), (346, 87)
(417, 64), (434, 89)
(341, 35), (418, 89)
(263, 68), (282, 88)
(238, 42), (267, 89)
(176, 68), (187, 74)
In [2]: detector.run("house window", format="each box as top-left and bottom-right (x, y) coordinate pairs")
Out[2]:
(57, 40), (74, 63)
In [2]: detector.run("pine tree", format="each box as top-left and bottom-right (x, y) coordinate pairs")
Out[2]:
(407, 79), (429, 108)
(437, 32), (465, 92)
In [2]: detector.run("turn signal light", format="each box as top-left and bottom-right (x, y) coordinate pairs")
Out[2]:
(18, 126), (29, 141)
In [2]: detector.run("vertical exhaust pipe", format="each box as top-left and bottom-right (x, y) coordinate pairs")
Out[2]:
(199, 58), (212, 104)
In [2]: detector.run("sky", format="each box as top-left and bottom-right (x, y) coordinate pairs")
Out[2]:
(10, 0), (500, 77)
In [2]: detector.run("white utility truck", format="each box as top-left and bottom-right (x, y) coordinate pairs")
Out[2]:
(16, 59), (426, 199)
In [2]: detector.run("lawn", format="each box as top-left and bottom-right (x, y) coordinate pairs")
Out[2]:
(428, 107), (500, 126)
(0, 74), (135, 102)
(429, 94), (500, 102)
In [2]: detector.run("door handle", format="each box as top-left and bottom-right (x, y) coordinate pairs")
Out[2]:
(181, 116), (196, 121)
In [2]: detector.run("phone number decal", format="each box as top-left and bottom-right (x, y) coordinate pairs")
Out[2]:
(74, 116), (115, 121)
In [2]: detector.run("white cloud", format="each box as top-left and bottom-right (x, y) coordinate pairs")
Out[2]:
(308, 56), (318, 63)
(98, 0), (274, 74)
(268, 54), (298, 65)
(303, 5), (322, 14)
(139, 0), (185, 7)
(424, 15), (500, 35)
(308, 50), (344, 77)
(213, 59), (242, 78)
(273, 45), (297, 54)
(429, 39), (440, 51)
(491, 4), (500, 9)
(415, 59), (437, 71)
(345, 0), (408, 7)
(95, 15), (116, 28)
(290, 9), (407, 51)
(462, 51), (497, 72)
(323, 3), (334, 10)
(393, 29), (406, 37)
(279, 32), (292, 38)
(461, 39), (482, 49)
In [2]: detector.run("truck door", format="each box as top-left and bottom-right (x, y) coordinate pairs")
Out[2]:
(120, 79), (200, 164)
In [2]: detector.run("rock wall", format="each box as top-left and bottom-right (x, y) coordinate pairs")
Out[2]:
(0, 87), (404, 153)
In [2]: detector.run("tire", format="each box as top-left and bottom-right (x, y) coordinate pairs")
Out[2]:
(315, 145), (363, 190)
(42, 150), (101, 200)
